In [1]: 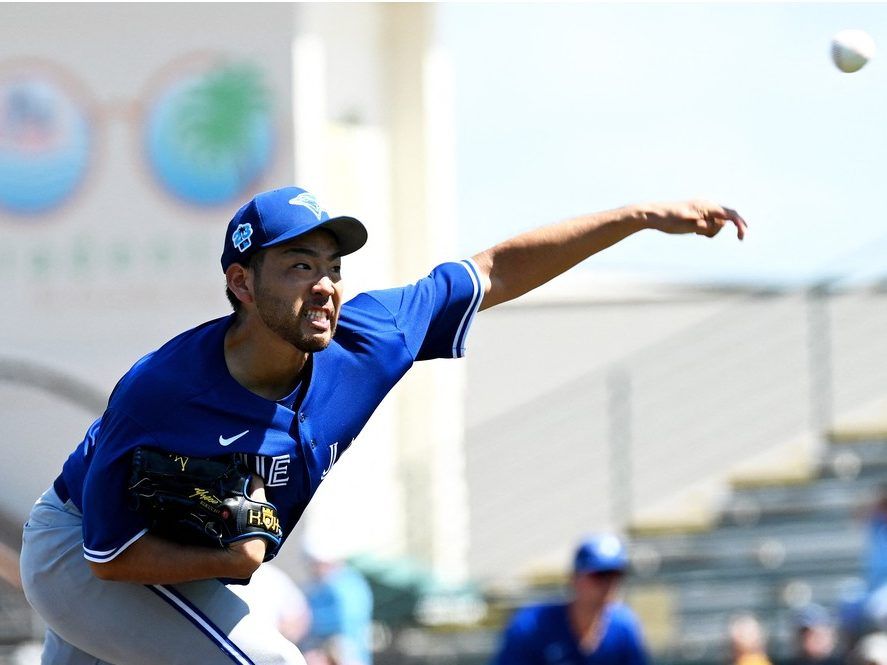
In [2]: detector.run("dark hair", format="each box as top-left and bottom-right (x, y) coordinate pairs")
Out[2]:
(225, 251), (265, 312)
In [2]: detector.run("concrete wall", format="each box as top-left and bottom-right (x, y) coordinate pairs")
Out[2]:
(463, 283), (887, 583)
(463, 283), (744, 580)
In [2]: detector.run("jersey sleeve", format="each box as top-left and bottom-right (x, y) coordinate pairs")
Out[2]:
(79, 409), (155, 562)
(360, 259), (484, 361)
(491, 610), (542, 665)
(626, 637), (651, 665)
(615, 605), (651, 665)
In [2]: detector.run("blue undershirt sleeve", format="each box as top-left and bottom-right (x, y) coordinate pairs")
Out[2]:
(491, 613), (540, 665)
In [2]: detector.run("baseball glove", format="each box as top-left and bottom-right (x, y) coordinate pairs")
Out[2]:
(127, 446), (282, 560)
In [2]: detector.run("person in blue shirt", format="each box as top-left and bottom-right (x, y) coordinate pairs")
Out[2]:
(19, 186), (745, 665)
(842, 484), (887, 642)
(492, 534), (650, 665)
(300, 540), (374, 665)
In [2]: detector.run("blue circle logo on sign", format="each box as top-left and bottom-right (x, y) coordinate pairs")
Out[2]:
(0, 73), (92, 216)
(145, 61), (275, 207)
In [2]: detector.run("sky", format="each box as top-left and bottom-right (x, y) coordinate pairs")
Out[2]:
(440, 3), (887, 288)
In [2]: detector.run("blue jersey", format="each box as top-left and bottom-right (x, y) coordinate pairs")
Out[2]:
(492, 602), (649, 665)
(57, 260), (483, 563)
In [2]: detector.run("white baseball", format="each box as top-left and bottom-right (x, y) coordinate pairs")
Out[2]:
(831, 29), (876, 73)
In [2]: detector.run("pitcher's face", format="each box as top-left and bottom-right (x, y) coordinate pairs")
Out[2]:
(252, 229), (344, 352)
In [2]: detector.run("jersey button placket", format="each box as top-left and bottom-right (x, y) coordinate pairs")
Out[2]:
(298, 412), (315, 450)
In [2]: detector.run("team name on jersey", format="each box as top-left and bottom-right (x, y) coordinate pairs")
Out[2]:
(321, 442), (339, 479)
(241, 453), (291, 488)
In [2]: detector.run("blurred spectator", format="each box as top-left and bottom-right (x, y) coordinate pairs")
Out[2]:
(787, 604), (840, 665)
(491, 533), (649, 664)
(866, 485), (887, 594)
(300, 539), (374, 665)
(305, 637), (351, 665)
(841, 485), (887, 640)
(851, 632), (887, 665)
(727, 613), (772, 665)
(228, 562), (312, 644)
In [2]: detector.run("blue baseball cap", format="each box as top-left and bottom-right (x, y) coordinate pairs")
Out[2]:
(573, 534), (629, 574)
(793, 603), (832, 629)
(221, 187), (368, 272)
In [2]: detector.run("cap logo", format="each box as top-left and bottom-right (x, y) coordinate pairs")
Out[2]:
(288, 192), (325, 220)
(232, 223), (253, 253)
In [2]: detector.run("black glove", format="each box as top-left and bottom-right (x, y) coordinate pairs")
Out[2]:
(128, 447), (282, 561)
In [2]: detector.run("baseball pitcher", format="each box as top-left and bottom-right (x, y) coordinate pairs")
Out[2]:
(20, 186), (746, 664)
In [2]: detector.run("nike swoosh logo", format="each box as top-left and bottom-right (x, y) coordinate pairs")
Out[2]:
(219, 430), (249, 447)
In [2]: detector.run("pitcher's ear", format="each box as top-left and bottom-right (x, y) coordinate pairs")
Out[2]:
(226, 263), (255, 306)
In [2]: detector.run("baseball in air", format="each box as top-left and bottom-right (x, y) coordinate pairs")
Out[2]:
(831, 29), (876, 73)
